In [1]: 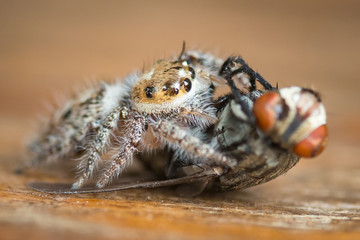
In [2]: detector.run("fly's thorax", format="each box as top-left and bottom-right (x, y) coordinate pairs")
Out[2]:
(131, 60), (211, 115)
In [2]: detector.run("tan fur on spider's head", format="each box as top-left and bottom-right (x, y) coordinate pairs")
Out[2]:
(133, 60), (194, 103)
(132, 59), (213, 115)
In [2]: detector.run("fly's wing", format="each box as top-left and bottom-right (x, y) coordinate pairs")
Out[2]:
(28, 168), (219, 194)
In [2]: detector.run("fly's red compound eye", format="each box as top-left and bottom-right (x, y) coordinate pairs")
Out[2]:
(253, 91), (282, 132)
(293, 124), (328, 158)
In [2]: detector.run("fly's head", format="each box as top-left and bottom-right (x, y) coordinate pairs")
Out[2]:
(253, 87), (328, 158)
(132, 60), (210, 115)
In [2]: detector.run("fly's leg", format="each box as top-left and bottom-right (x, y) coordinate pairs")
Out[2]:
(96, 116), (146, 188)
(151, 120), (237, 171)
(217, 56), (276, 121)
(72, 106), (130, 189)
(219, 56), (274, 92)
(219, 56), (255, 91)
(182, 51), (274, 92)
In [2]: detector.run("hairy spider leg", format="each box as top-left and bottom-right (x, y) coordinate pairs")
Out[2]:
(29, 86), (107, 167)
(151, 120), (237, 170)
(72, 106), (128, 188)
(96, 116), (146, 188)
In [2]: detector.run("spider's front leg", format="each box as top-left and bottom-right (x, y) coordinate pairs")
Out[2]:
(151, 120), (237, 172)
(96, 116), (146, 188)
(72, 106), (129, 189)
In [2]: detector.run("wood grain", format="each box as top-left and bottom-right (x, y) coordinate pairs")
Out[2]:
(0, 1), (359, 239)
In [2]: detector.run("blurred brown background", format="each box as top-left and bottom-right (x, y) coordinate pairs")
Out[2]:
(0, 1), (359, 239)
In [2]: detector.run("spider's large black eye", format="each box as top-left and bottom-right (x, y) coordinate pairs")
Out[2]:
(145, 87), (154, 98)
(183, 78), (192, 92)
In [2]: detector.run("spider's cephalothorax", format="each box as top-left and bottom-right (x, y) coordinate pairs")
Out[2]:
(133, 60), (197, 109)
(27, 47), (328, 195)
(130, 59), (218, 126)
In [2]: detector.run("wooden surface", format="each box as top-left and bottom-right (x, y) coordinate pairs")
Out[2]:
(0, 1), (359, 239)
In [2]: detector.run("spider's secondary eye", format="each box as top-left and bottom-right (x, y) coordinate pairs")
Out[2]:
(183, 78), (192, 92)
(188, 67), (195, 79)
(181, 60), (189, 66)
(145, 87), (154, 98)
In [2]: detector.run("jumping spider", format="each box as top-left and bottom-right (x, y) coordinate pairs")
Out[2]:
(27, 44), (328, 195)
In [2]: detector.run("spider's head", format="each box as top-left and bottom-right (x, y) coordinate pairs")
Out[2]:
(132, 60), (205, 114)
